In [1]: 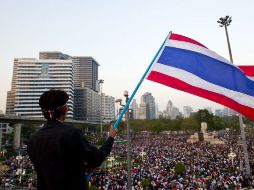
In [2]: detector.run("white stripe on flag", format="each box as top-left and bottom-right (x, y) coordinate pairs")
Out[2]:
(165, 40), (233, 65)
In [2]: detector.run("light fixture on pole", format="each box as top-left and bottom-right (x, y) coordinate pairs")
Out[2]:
(217, 15), (251, 175)
(99, 79), (104, 136)
(217, 15), (233, 63)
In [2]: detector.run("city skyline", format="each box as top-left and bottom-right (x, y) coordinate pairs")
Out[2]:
(1, 0), (254, 113)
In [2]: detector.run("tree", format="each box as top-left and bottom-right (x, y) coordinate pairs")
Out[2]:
(181, 117), (199, 131)
(174, 162), (186, 174)
(97, 137), (107, 146)
(194, 109), (214, 130)
(151, 121), (163, 134)
(223, 115), (240, 131)
(213, 116), (226, 130)
(141, 178), (150, 188)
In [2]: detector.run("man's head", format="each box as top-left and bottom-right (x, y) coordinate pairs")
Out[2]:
(39, 90), (69, 121)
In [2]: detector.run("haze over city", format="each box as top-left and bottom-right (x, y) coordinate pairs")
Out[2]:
(1, 0), (254, 113)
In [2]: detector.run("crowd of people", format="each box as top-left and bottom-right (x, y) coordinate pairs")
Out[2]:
(0, 151), (36, 189)
(0, 131), (253, 189)
(90, 132), (254, 189)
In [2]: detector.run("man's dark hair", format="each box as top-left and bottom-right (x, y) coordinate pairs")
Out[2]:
(39, 90), (69, 120)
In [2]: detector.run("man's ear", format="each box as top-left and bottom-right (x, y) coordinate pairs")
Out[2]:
(58, 105), (68, 114)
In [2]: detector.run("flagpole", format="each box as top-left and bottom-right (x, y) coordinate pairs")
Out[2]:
(113, 32), (172, 129)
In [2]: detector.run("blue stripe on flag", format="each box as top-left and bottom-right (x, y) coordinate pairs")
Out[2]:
(158, 47), (254, 97)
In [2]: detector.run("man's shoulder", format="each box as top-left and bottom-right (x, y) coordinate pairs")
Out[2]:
(31, 121), (81, 139)
(61, 123), (82, 134)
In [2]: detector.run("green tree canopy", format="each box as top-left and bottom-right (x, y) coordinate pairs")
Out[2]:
(174, 162), (186, 174)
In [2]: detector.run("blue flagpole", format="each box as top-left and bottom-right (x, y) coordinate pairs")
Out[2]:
(113, 31), (172, 129)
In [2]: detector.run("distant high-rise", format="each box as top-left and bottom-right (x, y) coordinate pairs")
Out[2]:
(39, 51), (71, 60)
(130, 99), (138, 119)
(101, 93), (115, 123)
(6, 59), (19, 115)
(164, 100), (173, 119)
(141, 92), (156, 119)
(183, 106), (193, 118)
(171, 107), (180, 119)
(73, 88), (100, 122)
(155, 103), (159, 119)
(215, 109), (223, 117)
(137, 101), (146, 120)
(163, 100), (180, 119)
(72, 57), (99, 92)
(7, 57), (74, 118)
(223, 107), (236, 116)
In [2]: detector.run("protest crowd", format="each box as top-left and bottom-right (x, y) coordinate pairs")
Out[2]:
(90, 132), (254, 189)
(0, 132), (253, 189)
(0, 153), (36, 189)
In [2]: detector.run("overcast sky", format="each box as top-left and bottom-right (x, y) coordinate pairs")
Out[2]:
(0, 0), (253, 113)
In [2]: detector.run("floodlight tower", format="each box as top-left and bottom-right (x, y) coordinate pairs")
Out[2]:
(217, 15), (251, 175)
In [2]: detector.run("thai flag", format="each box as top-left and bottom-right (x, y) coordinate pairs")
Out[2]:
(147, 33), (254, 121)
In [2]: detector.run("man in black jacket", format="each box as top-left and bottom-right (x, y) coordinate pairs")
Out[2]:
(27, 90), (117, 190)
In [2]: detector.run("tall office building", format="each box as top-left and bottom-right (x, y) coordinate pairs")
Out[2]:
(101, 93), (115, 123)
(141, 92), (156, 120)
(39, 51), (71, 60)
(215, 109), (223, 117)
(130, 99), (138, 119)
(72, 57), (99, 92)
(171, 107), (180, 119)
(137, 101), (146, 120)
(164, 100), (180, 119)
(6, 91), (15, 115)
(223, 107), (236, 116)
(72, 56), (101, 122)
(7, 57), (74, 118)
(6, 59), (19, 115)
(164, 100), (173, 118)
(183, 106), (193, 118)
(73, 88), (100, 122)
(155, 103), (159, 119)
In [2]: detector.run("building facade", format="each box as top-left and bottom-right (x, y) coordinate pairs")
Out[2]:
(74, 88), (100, 122)
(130, 99), (138, 119)
(183, 106), (193, 118)
(215, 109), (224, 117)
(223, 107), (236, 116)
(6, 59), (19, 115)
(72, 57), (99, 92)
(137, 102), (146, 120)
(39, 51), (71, 60)
(141, 92), (156, 120)
(10, 58), (74, 118)
(101, 93), (115, 123)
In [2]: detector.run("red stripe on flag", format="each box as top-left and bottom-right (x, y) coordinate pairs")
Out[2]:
(238, 66), (254, 77)
(147, 71), (254, 121)
(169, 33), (207, 48)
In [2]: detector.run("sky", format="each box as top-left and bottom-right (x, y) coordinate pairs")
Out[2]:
(0, 0), (254, 113)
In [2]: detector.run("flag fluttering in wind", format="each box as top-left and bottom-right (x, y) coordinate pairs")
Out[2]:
(147, 33), (254, 121)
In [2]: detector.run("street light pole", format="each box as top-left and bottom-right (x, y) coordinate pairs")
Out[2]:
(217, 16), (234, 63)
(217, 15), (251, 175)
(124, 90), (132, 190)
(99, 79), (104, 136)
(224, 25), (233, 63)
